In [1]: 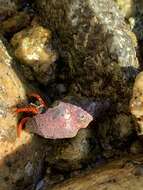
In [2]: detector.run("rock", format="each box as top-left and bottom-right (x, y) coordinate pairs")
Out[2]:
(0, 36), (33, 141)
(97, 113), (135, 158)
(130, 140), (143, 154)
(24, 161), (33, 176)
(13, 0), (31, 10)
(36, 179), (45, 190)
(0, 0), (17, 21)
(128, 1), (143, 40)
(0, 0), (31, 21)
(114, 0), (143, 41)
(134, 165), (143, 176)
(45, 154), (143, 190)
(114, 0), (135, 19)
(130, 71), (143, 135)
(0, 36), (48, 190)
(0, 12), (31, 36)
(45, 128), (100, 171)
(11, 25), (58, 84)
(44, 171), (64, 188)
(112, 114), (134, 139)
(56, 84), (67, 97)
(0, 136), (47, 190)
(35, 0), (138, 102)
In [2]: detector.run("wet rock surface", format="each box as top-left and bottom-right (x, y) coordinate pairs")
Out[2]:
(0, 36), (48, 190)
(0, 36), (31, 141)
(46, 154), (143, 190)
(97, 113), (136, 158)
(0, 0), (17, 21)
(0, 136), (46, 190)
(35, 0), (139, 97)
(0, 0), (142, 189)
(45, 128), (100, 171)
(114, 0), (135, 19)
(0, 12), (31, 36)
(11, 25), (58, 84)
(130, 140), (143, 154)
(114, 0), (143, 41)
(130, 72), (143, 135)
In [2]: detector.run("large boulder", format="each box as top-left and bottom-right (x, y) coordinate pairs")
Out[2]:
(45, 154), (143, 190)
(35, 0), (138, 102)
(0, 37), (29, 141)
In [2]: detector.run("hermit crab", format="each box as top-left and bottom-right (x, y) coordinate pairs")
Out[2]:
(16, 93), (93, 139)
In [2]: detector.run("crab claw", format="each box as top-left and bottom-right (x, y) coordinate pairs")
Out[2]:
(17, 117), (30, 137)
(27, 93), (47, 108)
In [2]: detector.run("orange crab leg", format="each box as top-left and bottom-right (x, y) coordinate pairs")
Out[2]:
(28, 93), (47, 108)
(16, 106), (39, 114)
(17, 117), (29, 137)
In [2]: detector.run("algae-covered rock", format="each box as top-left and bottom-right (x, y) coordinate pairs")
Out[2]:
(130, 140), (143, 154)
(112, 114), (134, 139)
(46, 128), (100, 171)
(11, 25), (58, 84)
(0, 0), (17, 21)
(114, 0), (135, 18)
(35, 0), (138, 99)
(0, 0), (30, 21)
(132, 1), (143, 40)
(0, 12), (31, 36)
(97, 113), (135, 158)
(34, 0), (139, 166)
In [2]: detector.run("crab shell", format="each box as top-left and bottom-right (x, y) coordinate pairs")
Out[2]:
(25, 101), (93, 139)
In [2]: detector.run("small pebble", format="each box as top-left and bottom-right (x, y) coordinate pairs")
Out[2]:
(134, 165), (143, 176)
(130, 140), (143, 154)
(35, 180), (44, 190)
(24, 162), (33, 176)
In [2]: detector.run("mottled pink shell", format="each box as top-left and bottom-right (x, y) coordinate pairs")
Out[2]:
(26, 101), (93, 139)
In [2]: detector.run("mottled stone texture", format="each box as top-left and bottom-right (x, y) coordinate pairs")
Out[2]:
(34, 0), (140, 164)
(46, 154), (143, 190)
(114, 0), (135, 18)
(114, 0), (143, 41)
(0, 0), (17, 20)
(0, 37), (34, 141)
(11, 25), (57, 84)
(45, 128), (100, 171)
(130, 72), (143, 135)
(35, 0), (139, 102)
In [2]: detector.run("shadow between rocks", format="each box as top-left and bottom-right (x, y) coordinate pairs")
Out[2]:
(0, 135), (51, 190)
